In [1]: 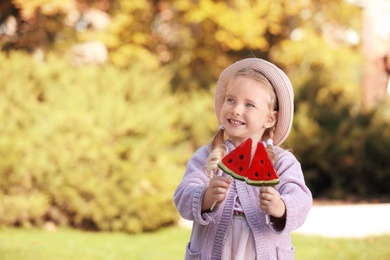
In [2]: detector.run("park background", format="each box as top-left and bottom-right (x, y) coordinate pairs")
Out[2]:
(0, 0), (389, 259)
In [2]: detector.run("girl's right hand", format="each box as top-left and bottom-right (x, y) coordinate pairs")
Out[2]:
(202, 176), (232, 211)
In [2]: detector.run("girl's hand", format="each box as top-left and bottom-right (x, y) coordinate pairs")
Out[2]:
(202, 176), (232, 211)
(259, 186), (286, 219)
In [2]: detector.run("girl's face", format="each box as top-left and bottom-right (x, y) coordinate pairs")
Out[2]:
(220, 76), (277, 147)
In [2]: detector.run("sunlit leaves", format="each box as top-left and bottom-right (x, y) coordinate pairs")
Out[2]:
(0, 52), (189, 232)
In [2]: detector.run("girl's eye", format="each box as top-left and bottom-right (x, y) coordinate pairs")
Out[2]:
(226, 98), (235, 104)
(246, 103), (255, 108)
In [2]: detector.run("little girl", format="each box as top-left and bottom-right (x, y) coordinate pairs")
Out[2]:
(174, 58), (312, 260)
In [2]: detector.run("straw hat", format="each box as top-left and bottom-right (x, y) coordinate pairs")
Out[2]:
(214, 58), (294, 146)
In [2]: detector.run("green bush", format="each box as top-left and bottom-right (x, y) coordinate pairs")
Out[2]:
(289, 90), (390, 200)
(281, 50), (390, 200)
(0, 52), (199, 233)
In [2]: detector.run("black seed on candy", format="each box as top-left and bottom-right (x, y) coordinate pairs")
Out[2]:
(260, 160), (264, 164)
(228, 159), (233, 163)
(239, 154), (244, 160)
(239, 167), (243, 172)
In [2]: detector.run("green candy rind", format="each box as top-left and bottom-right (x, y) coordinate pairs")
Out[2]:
(217, 162), (246, 181)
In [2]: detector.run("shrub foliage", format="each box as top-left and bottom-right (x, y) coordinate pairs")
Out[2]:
(0, 52), (215, 232)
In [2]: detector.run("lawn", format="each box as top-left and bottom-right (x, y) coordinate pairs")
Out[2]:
(0, 227), (389, 260)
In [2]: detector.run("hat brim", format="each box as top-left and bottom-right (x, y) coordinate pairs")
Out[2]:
(214, 58), (294, 146)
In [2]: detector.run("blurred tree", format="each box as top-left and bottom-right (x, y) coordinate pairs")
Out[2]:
(106, 0), (362, 92)
(1, 0), (362, 92)
(0, 0), (65, 54)
(0, 0), (112, 56)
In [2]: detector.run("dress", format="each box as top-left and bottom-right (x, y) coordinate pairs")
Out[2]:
(174, 140), (312, 260)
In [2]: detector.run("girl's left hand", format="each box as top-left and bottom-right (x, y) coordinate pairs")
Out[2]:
(259, 186), (286, 219)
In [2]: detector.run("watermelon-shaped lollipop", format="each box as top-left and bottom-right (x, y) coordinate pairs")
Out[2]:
(246, 142), (280, 186)
(217, 138), (252, 181)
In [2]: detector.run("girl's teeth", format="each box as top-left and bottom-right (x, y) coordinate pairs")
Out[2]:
(230, 120), (242, 125)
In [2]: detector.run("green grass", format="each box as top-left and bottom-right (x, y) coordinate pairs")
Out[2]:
(0, 227), (189, 260)
(293, 234), (390, 260)
(0, 227), (389, 260)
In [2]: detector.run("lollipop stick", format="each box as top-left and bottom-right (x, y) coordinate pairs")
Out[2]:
(265, 214), (270, 225)
(210, 200), (218, 211)
(260, 185), (271, 225)
(208, 168), (220, 211)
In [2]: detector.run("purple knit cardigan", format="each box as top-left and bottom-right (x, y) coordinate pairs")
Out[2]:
(174, 141), (312, 260)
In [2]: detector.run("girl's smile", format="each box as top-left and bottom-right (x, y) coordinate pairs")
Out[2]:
(228, 119), (244, 125)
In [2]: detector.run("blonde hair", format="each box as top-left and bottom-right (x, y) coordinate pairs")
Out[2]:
(206, 68), (279, 176)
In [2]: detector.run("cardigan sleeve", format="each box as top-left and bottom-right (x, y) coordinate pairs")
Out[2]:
(269, 148), (313, 233)
(174, 145), (218, 225)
